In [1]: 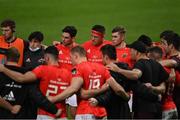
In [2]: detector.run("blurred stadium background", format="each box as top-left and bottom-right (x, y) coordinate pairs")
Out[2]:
(0, 0), (180, 45)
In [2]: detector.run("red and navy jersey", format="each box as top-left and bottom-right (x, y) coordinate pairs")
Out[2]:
(72, 61), (111, 117)
(83, 40), (111, 64)
(32, 65), (72, 118)
(116, 47), (134, 68)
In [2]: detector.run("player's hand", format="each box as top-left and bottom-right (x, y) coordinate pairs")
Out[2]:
(106, 63), (120, 72)
(169, 68), (176, 82)
(48, 96), (57, 103)
(89, 98), (98, 106)
(53, 41), (61, 46)
(11, 105), (21, 114)
(55, 109), (62, 118)
(0, 64), (5, 72)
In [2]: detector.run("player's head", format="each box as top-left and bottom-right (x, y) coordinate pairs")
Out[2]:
(128, 40), (147, 61)
(6, 47), (20, 63)
(28, 31), (44, 51)
(160, 30), (180, 54)
(91, 25), (105, 46)
(70, 46), (87, 65)
(100, 44), (117, 65)
(44, 46), (59, 64)
(61, 26), (77, 46)
(111, 26), (126, 47)
(147, 46), (163, 61)
(1, 19), (16, 40)
(137, 34), (152, 49)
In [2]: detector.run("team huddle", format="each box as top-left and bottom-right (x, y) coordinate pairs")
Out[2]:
(0, 19), (180, 119)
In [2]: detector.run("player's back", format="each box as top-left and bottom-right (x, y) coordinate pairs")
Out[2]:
(32, 65), (71, 118)
(74, 61), (110, 117)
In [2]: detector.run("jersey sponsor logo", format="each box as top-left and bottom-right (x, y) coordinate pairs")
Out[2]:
(5, 82), (22, 88)
(38, 58), (45, 63)
(4, 91), (15, 101)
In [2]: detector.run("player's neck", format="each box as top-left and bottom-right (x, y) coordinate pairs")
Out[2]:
(6, 61), (19, 66)
(49, 61), (59, 66)
(116, 41), (126, 49)
(78, 57), (87, 64)
(66, 42), (76, 49)
(107, 59), (117, 65)
(5, 35), (16, 43)
(136, 54), (149, 61)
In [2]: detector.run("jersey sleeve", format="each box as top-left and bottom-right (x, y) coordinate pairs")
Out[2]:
(133, 60), (144, 72)
(104, 68), (111, 81)
(32, 66), (44, 79)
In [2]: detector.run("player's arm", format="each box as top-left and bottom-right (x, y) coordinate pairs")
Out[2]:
(159, 59), (178, 68)
(106, 77), (130, 101)
(144, 82), (166, 94)
(49, 77), (83, 103)
(106, 63), (142, 80)
(28, 83), (59, 115)
(0, 64), (37, 83)
(0, 97), (21, 114)
(80, 83), (109, 99)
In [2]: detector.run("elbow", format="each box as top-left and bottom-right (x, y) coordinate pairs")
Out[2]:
(80, 93), (89, 99)
(131, 74), (139, 80)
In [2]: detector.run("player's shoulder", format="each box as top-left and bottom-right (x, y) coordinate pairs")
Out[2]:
(103, 40), (112, 45)
(82, 40), (92, 48)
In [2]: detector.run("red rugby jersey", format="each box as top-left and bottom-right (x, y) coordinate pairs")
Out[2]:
(116, 47), (134, 68)
(72, 61), (111, 117)
(56, 43), (78, 71)
(83, 40), (111, 64)
(32, 65), (72, 118)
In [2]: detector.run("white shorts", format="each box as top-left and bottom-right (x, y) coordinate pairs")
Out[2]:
(65, 94), (77, 107)
(37, 115), (54, 120)
(75, 114), (96, 120)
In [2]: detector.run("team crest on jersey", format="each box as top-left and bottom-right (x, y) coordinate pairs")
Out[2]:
(87, 49), (91, 53)
(122, 53), (127, 58)
(72, 68), (77, 75)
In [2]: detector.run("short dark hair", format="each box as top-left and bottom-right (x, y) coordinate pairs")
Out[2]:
(161, 30), (180, 50)
(1, 19), (16, 32)
(172, 34), (180, 50)
(71, 46), (86, 57)
(6, 47), (20, 63)
(112, 26), (126, 34)
(100, 44), (117, 60)
(137, 34), (152, 47)
(92, 25), (105, 34)
(148, 46), (163, 58)
(45, 46), (59, 59)
(160, 30), (174, 39)
(28, 31), (44, 42)
(62, 26), (77, 37)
